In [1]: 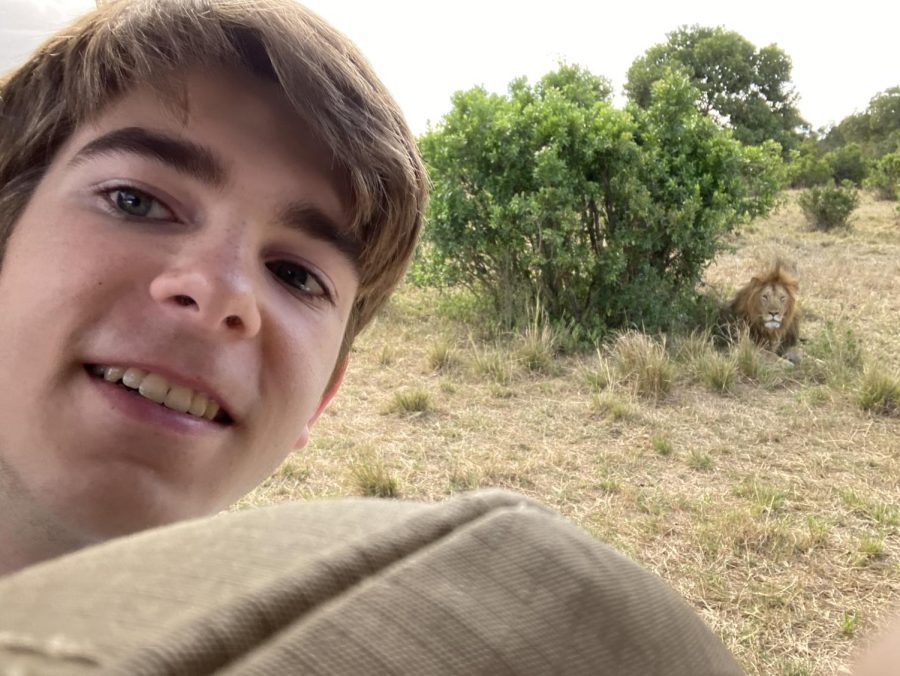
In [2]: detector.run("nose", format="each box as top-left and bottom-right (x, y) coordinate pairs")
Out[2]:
(149, 242), (262, 338)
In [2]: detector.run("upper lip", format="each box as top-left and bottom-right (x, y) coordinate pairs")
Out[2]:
(86, 358), (240, 424)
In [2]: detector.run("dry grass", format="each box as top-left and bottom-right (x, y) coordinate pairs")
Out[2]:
(242, 191), (900, 675)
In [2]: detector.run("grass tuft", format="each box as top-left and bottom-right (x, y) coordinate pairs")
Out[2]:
(698, 352), (739, 393)
(735, 479), (788, 515)
(735, 331), (764, 380)
(687, 448), (714, 471)
(802, 321), (864, 386)
(651, 434), (673, 456)
(448, 468), (480, 493)
(591, 391), (634, 421)
(350, 455), (400, 498)
(427, 340), (459, 372)
(517, 306), (558, 373)
(378, 344), (397, 366)
(472, 344), (514, 385)
(671, 328), (716, 364)
(384, 387), (433, 414)
(840, 610), (860, 638)
(582, 351), (614, 391)
(855, 535), (886, 566)
(609, 331), (675, 399)
(856, 368), (900, 416)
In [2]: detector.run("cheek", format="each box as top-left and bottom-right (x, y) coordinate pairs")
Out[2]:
(260, 313), (344, 416)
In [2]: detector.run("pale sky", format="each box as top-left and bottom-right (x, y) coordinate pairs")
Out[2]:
(2, 0), (898, 135)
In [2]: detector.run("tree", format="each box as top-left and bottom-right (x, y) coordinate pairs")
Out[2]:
(417, 66), (782, 337)
(625, 25), (806, 153)
(823, 87), (900, 158)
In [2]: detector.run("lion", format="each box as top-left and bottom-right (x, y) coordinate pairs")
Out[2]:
(726, 262), (800, 359)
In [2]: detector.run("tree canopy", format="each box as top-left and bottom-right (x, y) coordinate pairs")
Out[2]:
(822, 86), (900, 158)
(625, 25), (806, 153)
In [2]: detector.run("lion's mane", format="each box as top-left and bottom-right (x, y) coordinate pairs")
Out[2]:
(727, 262), (800, 355)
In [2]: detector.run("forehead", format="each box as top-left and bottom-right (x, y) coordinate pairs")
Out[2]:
(67, 68), (350, 215)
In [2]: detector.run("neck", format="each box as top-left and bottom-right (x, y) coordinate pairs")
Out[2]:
(0, 468), (90, 577)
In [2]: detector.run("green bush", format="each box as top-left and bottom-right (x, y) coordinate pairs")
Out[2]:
(798, 182), (859, 230)
(787, 140), (831, 188)
(417, 65), (781, 337)
(863, 151), (900, 200)
(825, 143), (867, 185)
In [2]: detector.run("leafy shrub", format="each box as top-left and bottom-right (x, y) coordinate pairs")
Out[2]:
(417, 65), (781, 337)
(787, 140), (831, 188)
(825, 143), (867, 185)
(863, 151), (900, 200)
(798, 182), (859, 230)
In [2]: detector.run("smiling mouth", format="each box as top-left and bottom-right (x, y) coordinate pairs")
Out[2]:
(85, 364), (233, 425)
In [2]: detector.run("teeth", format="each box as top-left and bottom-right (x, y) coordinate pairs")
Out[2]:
(96, 365), (225, 422)
(165, 386), (194, 414)
(139, 373), (169, 404)
(104, 366), (127, 382)
(122, 367), (147, 389)
(188, 392), (209, 417)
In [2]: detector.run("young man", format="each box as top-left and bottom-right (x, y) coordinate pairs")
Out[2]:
(0, 0), (425, 572)
(0, 2), (747, 674)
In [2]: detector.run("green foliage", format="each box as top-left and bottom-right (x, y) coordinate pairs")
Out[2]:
(822, 87), (900, 158)
(798, 182), (859, 230)
(418, 64), (782, 337)
(863, 151), (900, 200)
(625, 25), (805, 153)
(824, 143), (867, 185)
(840, 610), (859, 638)
(787, 138), (831, 188)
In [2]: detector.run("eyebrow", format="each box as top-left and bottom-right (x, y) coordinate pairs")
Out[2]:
(279, 201), (362, 267)
(68, 126), (227, 187)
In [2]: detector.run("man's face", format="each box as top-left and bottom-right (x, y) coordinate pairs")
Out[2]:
(0, 69), (358, 541)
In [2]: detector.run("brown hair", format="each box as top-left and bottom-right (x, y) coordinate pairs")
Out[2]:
(0, 0), (427, 373)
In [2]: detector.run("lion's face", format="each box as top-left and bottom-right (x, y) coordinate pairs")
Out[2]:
(756, 283), (793, 332)
(728, 264), (800, 353)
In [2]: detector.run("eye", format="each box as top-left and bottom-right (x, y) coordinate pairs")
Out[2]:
(105, 186), (174, 220)
(267, 260), (328, 299)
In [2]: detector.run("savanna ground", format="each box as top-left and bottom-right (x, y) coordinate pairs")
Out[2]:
(241, 191), (900, 675)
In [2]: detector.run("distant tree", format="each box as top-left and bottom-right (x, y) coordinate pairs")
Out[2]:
(822, 87), (900, 157)
(417, 66), (782, 337)
(867, 87), (900, 145)
(625, 25), (806, 153)
(535, 62), (613, 107)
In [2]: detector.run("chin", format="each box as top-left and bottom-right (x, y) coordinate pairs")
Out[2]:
(57, 473), (220, 543)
